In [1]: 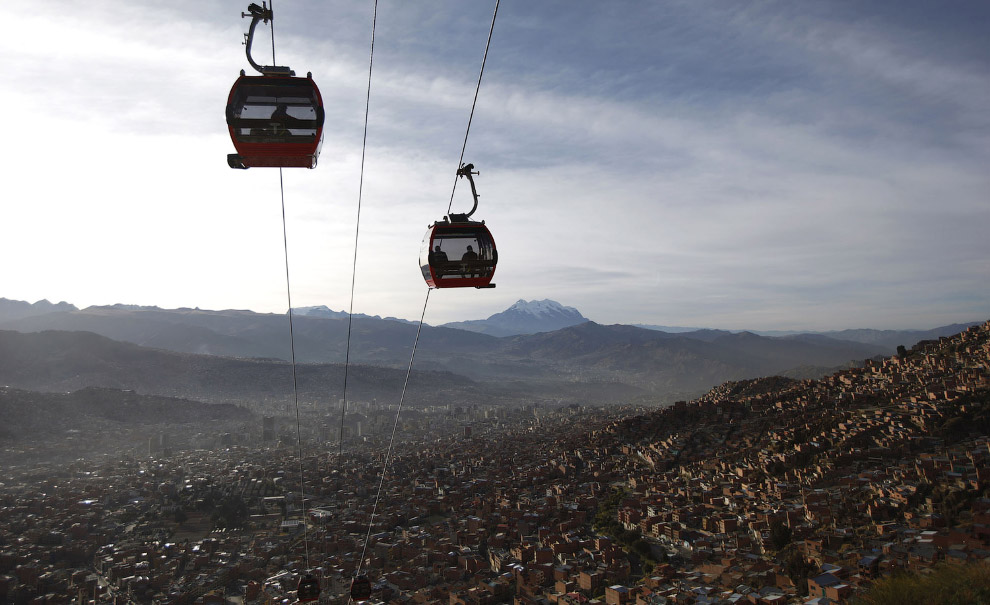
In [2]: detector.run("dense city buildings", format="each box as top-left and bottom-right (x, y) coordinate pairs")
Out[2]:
(1, 321), (988, 603)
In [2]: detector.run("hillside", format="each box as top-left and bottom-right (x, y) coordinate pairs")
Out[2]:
(604, 320), (990, 459)
(576, 320), (990, 601)
(0, 329), (470, 406)
(496, 322), (886, 392)
(0, 329), (648, 409)
(0, 385), (255, 464)
(0, 386), (249, 436)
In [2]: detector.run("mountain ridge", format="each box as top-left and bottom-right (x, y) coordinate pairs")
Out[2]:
(1, 296), (977, 401)
(0, 297), (77, 323)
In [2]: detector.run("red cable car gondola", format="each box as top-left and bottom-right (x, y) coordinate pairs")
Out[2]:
(226, 73), (324, 169)
(420, 164), (497, 289)
(350, 574), (372, 602)
(226, 3), (325, 170)
(296, 573), (320, 602)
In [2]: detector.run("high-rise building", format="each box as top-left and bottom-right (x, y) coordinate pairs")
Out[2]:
(148, 432), (169, 456)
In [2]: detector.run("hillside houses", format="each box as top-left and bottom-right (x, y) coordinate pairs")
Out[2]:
(0, 322), (988, 603)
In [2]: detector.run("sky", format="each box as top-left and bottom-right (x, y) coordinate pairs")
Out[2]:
(2, 1), (988, 332)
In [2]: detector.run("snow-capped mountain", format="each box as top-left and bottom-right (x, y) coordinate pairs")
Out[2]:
(293, 305), (350, 320)
(441, 299), (589, 337)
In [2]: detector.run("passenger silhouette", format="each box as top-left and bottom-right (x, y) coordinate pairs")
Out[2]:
(429, 245), (450, 278)
(430, 245), (449, 264)
(271, 103), (290, 122)
(461, 245), (480, 277)
(270, 104), (299, 135)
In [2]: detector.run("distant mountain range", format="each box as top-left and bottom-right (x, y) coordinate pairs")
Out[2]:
(816, 325), (982, 350)
(297, 299), (589, 336)
(0, 296), (981, 403)
(293, 305), (416, 325)
(0, 298), (77, 322)
(634, 322), (982, 349)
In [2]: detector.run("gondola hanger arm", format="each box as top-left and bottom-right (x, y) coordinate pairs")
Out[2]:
(242, 2), (294, 76)
(451, 163), (481, 221)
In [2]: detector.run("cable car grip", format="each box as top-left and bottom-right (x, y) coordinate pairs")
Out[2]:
(241, 2), (294, 76)
(455, 162), (481, 220)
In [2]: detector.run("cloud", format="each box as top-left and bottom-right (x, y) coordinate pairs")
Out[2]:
(2, 1), (988, 331)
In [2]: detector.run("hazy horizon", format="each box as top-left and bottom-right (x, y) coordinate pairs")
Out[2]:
(2, 294), (983, 335)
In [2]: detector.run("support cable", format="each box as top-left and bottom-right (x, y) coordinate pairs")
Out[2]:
(446, 0), (500, 215)
(339, 0), (379, 463)
(332, 4), (380, 600)
(268, 0), (311, 572)
(356, 289), (431, 575)
(354, 0), (501, 591)
(269, 0), (277, 66)
(280, 168), (311, 571)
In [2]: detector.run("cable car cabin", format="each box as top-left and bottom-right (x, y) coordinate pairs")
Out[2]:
(420, 220), (497, 289)
(226, 73), (325, 169)
(350, 575), (372, 602)
(296, 574), (320, 602)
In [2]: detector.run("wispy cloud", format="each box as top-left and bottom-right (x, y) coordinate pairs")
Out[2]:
(2, 1), (987, 331)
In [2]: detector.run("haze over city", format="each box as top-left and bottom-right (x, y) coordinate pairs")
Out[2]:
(2, 1), (988, 332)
(5, 5), (990, 603)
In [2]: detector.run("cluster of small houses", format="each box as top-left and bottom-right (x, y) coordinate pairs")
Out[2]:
(1, 322), (989, 603)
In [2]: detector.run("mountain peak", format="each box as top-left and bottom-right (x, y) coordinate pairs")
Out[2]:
(504, 299), (582, 317)
(294, 305), (344, 318)
(442, 299), (588, 337)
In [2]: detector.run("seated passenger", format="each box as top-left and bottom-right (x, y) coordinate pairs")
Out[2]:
(430, 245), (449, 265)
(270, 104), (301, 134)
